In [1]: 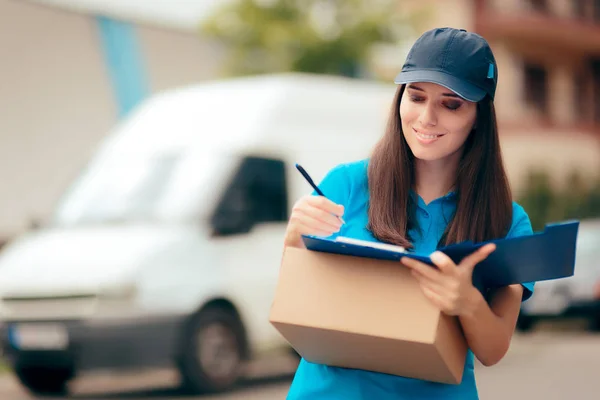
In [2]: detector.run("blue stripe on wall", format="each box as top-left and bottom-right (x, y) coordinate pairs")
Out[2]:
(96, 16), (149, 118)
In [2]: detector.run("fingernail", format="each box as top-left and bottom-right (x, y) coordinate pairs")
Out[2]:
(430, 252), (443, 263)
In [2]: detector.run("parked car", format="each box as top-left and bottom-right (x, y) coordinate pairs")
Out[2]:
(0, 73), (396, 396)
(517, 218), (600, 332)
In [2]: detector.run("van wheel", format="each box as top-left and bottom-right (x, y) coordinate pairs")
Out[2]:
(178, 307), (245, 394)
(516, 314), (536, 332)
(15, 366), (72, 396)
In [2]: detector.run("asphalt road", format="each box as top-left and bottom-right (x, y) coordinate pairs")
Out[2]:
(1, 323), (599, 400)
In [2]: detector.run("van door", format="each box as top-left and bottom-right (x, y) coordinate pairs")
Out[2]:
(209, 156), (290, 350)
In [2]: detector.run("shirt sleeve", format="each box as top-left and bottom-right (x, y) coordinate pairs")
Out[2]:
(506, 202), (535, 302)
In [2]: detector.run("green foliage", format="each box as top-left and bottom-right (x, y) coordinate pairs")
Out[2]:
(0, 361), (9, 374)
(200, 0), (414, 78)
(517, 169), (600, 231)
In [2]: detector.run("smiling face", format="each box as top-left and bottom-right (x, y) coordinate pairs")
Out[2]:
(400, 82), (477, 164)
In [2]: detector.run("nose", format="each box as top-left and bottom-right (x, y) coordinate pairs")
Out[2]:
(419, 102), (437, 127)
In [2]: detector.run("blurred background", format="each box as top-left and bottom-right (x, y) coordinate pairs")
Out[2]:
(0, 0), (599, 399)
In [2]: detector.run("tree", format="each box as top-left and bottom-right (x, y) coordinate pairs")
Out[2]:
(517, 169), (600, 231)
(200, 0), (416, 78)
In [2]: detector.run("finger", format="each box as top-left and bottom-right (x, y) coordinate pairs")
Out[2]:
(306, 195), (344, 217)
(297, 205), (342, 230)
(421, 286), (451, 313)
(293, 221), (337, 237)
(292, 213), (340, 235)
(460, 243), (496, 270)
(401, 257), (445, 283)
(429, 251), (457, 275)
(411, 269), (452, 298)
(293, 223), (335, 236)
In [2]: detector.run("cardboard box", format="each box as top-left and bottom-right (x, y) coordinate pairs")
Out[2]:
(269, 246), (468, 384)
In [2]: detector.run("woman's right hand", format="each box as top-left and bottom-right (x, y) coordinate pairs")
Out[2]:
(283, 195), (345, 248)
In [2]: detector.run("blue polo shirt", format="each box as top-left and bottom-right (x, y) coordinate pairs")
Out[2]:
(287, 159), (535, 400)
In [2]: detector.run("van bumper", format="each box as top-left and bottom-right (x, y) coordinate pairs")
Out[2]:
(0, 315), (187, 372)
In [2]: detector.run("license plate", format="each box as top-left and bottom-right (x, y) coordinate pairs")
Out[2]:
(9, 323), (69, 350)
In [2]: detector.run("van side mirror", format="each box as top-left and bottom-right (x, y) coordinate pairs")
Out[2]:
(210, 188), (254, 236)
(210, 211), (253, 237)
(210, 219), (252, 237)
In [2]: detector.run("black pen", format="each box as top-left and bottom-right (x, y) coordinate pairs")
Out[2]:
(295, 163), (346, 224)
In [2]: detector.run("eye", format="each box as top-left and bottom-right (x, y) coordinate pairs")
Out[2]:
(444, 100), (462, 111)
(409, 94), (425, 103)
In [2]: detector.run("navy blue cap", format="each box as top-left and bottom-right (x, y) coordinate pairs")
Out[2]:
(394, 27), (498, 102)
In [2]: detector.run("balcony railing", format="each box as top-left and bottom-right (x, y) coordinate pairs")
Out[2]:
(474, 0), (600, 56)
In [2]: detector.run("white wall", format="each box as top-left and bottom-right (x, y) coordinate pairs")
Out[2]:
(0, 0), (224, 239)
(0, 0), (116, 238)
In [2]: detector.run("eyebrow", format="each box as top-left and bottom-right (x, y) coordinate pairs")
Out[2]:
(406, 84), (462, 99)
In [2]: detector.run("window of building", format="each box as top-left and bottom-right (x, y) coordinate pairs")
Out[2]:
(575, 0), (600, 21)
(524, 64), (549, 115)
(574, 71), (591, 121)
(574, 60), (600, 127)
(528, 0), (549, 13)
(210, 156), (288, 236)
(592, 59), (600, 125)
(574, 0), (587, 19)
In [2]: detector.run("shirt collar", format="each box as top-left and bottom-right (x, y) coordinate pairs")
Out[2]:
(409, 189), (457, 204)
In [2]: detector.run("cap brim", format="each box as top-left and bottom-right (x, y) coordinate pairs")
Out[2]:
(394, 70), (486, 102)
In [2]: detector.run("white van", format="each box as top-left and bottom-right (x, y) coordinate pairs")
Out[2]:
(0, 73), (395, 396)
(516, 218), (600, 332)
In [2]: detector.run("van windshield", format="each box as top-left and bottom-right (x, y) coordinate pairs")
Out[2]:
(52, 152), (232, 226)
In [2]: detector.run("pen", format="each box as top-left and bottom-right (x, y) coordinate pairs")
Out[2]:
(295, 163), (346, 225)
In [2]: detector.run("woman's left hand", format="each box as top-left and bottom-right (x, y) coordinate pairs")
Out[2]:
(400, 243), (496, 317)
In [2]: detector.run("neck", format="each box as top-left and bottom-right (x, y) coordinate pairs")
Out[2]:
(414, 154), (461, 205)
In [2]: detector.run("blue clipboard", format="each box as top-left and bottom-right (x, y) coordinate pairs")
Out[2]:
(301, 220), (579, 291)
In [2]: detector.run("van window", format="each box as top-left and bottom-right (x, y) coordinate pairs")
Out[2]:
(52, 152), (235, 225)
(210, 157), (288, 236)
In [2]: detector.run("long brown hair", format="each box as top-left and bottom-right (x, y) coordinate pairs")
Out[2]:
(367, 85), (513, 250)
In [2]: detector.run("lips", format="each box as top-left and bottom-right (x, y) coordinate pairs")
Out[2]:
(413, 128), (445, 143)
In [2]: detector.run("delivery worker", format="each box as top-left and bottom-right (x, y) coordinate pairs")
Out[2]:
(282, 27), (535, 400)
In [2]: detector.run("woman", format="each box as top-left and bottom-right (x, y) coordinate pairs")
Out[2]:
(282, 28), (535, 399)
